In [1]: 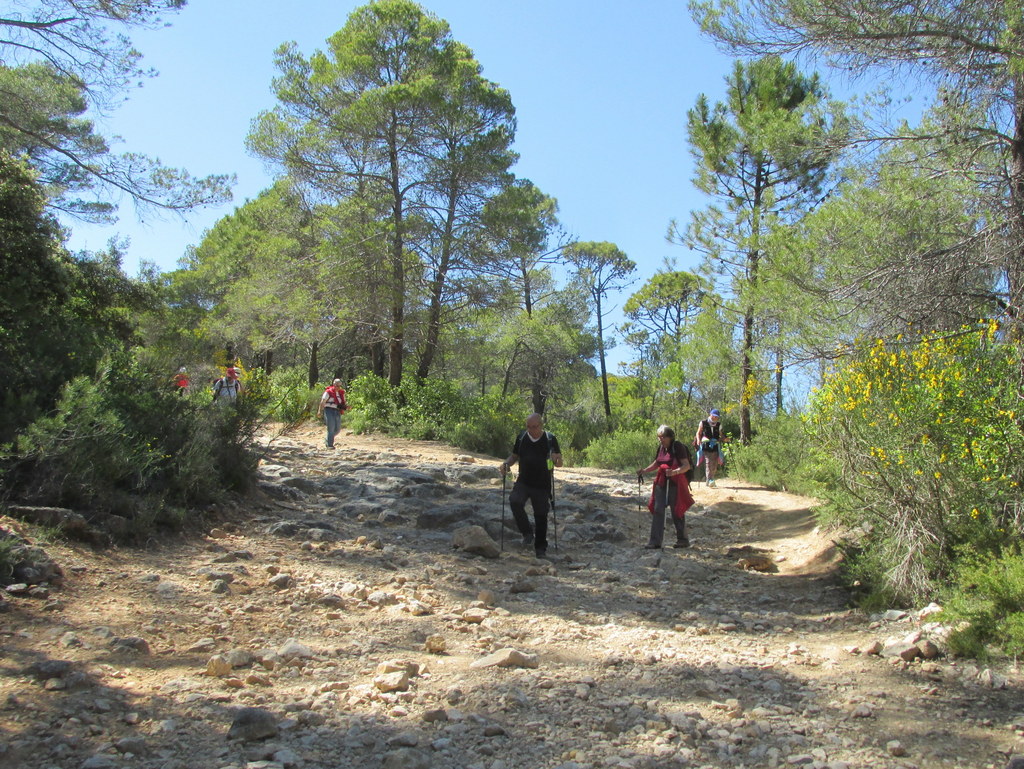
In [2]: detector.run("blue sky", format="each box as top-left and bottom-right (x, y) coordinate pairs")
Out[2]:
(68, 2), (731, 277)
(61, 1), (907, 371)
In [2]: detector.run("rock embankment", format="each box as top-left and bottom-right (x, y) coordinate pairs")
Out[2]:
(1, 425), (1023, 769)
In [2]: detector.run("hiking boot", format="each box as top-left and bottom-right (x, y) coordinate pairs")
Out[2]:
(643, 544), (661, 550)
(535, 548), (547, 559)
(674, 538), (690, 548)
(522, 533), (534, 547)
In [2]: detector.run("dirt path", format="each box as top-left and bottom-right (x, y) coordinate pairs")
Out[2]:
(1, 425), (1022, 769)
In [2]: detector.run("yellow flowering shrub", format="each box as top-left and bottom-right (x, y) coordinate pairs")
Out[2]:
(809, 324), (1024, 603)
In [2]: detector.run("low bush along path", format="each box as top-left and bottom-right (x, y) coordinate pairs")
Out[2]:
(2, 423), (1023, 769)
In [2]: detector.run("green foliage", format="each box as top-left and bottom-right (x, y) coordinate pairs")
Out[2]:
(0, 536), (19, 581)
(2, 351), (259, 537)
(729, 412), (824, 495)
(345, 373), (400, 434)
(266, 366), (318, 424)
(249, 0), (517, 386)
(679, 56), (848, 441)
(831, 538), (905, 611)
(346, 373), (524, 457)
(941, 554), (1024, 659)
(447, 393), (524, 458)
(0, 153), (157, 444)
(585, 429), (657, 472)
(808, 325), (1024, 604)
(396, 377), (473, 440)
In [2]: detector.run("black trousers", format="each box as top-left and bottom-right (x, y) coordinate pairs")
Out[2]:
(509, 481), (550, 550)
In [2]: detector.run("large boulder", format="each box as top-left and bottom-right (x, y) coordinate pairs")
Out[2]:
(452, 525), (500, 559)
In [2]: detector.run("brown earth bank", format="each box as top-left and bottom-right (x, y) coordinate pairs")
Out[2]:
(1, 423), (1023, 769)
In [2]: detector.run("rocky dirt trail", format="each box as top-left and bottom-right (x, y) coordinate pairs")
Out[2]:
(2, 424), (1024, 769)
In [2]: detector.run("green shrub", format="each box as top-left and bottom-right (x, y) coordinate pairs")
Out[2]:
(2, 351), (259, 538)
(941, 553), (1024, 658)
(445, 393), (523, 458)
(347, 374), (522, 454)
(266, 366), (318, 424)
(833, 538), (906, 611)
(345, 373), (399, 433)
(729, 413), (824, 496)
(399, 377), (470, 431)
(0, 536), (20, 582)
(585, 428), (656, 472)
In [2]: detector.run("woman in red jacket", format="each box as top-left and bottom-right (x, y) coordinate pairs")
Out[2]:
(637, 425), (694, 549)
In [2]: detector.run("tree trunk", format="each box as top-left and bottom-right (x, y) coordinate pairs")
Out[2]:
(417, 191), (457, 379)
(741, 310), (754, 445)
(775, 346), (783, 415)
(531, 375), (546, 415)
(370, 340), (385, 378)
(308, 341), (319, 388)
(740, 174), (765, 445)
(1010, 73), (1024, 334)
(501, 342), (521, 396)
(522, 257), (534, 316)
(596, 293), (612, 420)
(387, 129), (405, 387)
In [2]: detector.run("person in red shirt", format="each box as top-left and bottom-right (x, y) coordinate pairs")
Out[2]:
(173, 367), (190, 396)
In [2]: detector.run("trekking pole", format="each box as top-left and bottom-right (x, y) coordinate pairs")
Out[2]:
(637, 473), (644, 545)
(500, 465), (507, 553)
(549, 460), (558, 551)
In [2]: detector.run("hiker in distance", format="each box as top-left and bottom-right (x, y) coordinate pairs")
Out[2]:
(695, 408), (728, 487)
(637, 425), (694, 549)
(173, 366), (190, 396)
(212, 366), (241, 404)
(499, 413), (563, 559)
(316, 379), (347, 449)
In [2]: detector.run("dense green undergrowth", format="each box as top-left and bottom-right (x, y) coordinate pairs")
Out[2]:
(0, 352), (264, 541)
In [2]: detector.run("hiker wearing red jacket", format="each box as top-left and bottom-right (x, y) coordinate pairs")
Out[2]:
(637, 425), (694, 549)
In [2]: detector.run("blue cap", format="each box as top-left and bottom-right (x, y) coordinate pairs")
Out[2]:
(710, 409), (721, 417)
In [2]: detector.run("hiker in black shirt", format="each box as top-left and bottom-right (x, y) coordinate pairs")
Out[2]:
(500, 413), (562, 559)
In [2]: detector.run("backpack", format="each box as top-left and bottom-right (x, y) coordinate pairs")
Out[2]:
(213, 377), (239, 400)
(325, 386), (347, 411)
(699, 419), (724, 453)
(516, 429), (556, 455)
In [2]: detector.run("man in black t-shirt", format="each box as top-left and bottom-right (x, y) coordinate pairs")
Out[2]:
(500, 413), (563, 558)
